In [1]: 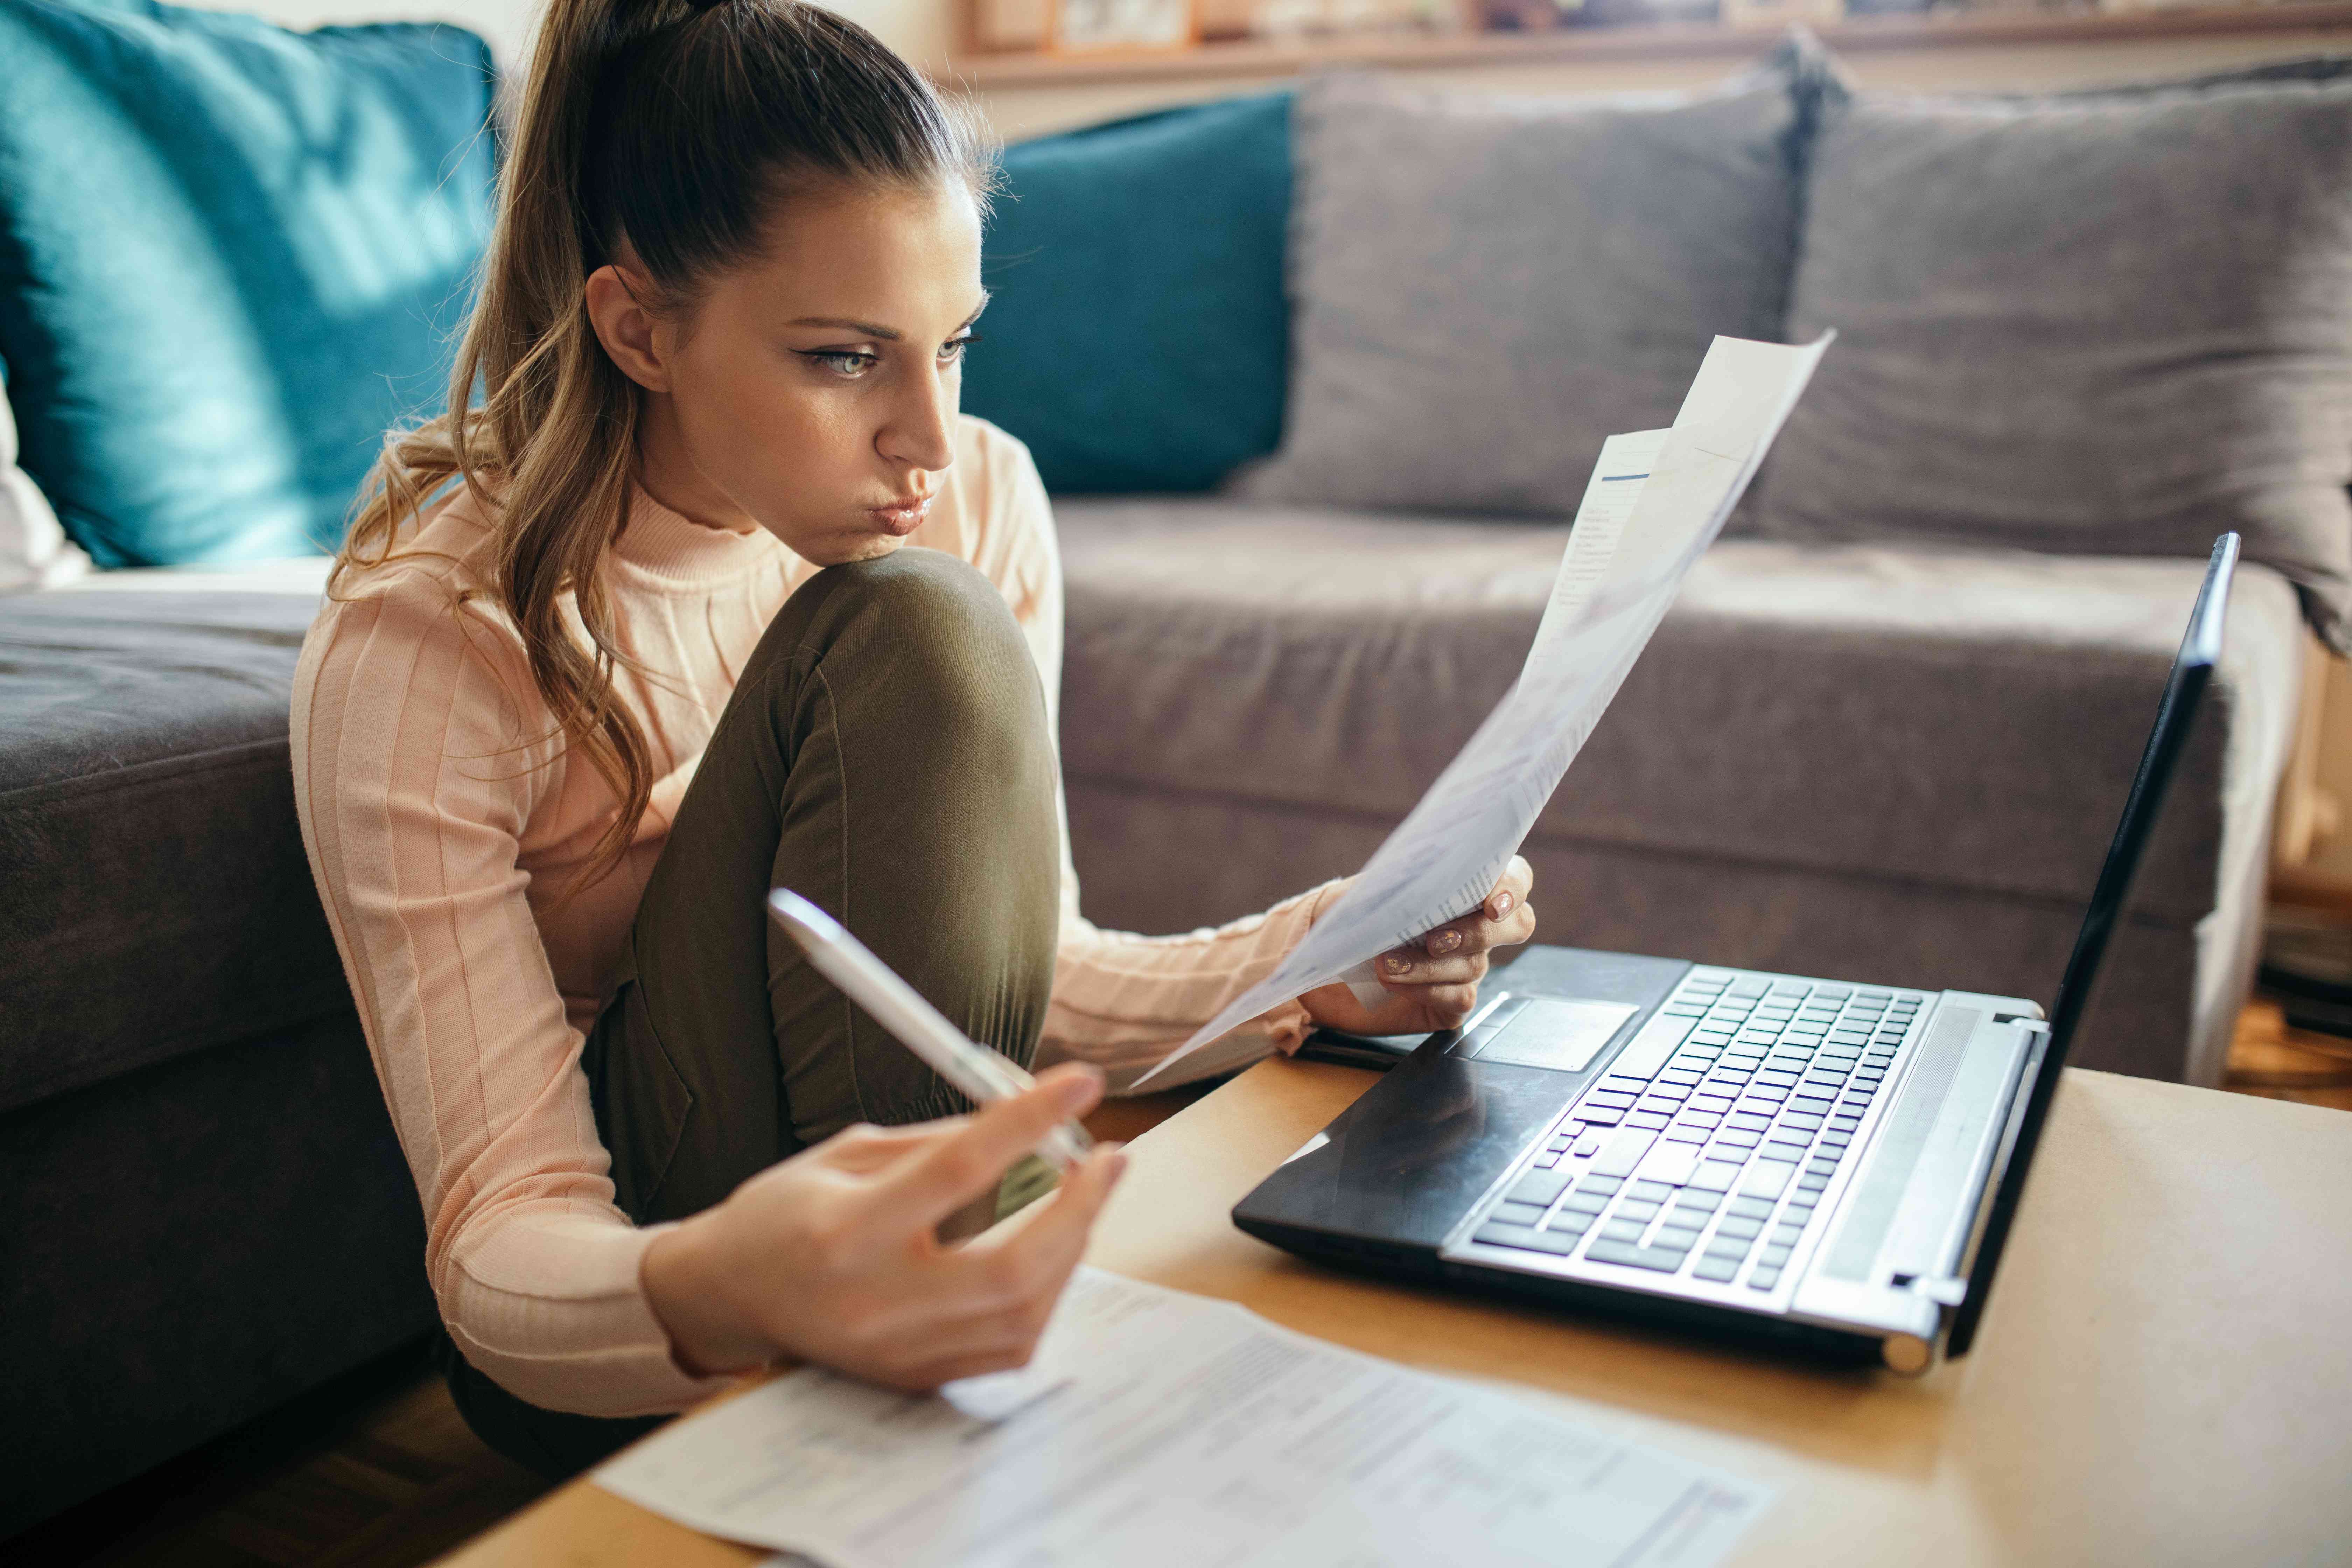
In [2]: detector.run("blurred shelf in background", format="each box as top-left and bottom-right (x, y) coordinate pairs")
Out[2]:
(953, 0), (2352, 86)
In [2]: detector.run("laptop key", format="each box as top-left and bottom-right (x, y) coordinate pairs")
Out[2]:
(1475, 1223), (1576, 1254)
(1759, 1244), (1794, 1267)
(1600, 1218), (1649, 1243)
(1770, 1222), (1807, 1245)
(1494, 1200), (1549, 1226)
(1576, 1174), (1624, 1197)
(1748, 1267), (1782, 1290)
(1740, 1160), (1797, 1200)
(1634, 1141), (1700, 1186)
(1584, 1239), (1688, 1273)
(1508, 1168), (1573, 1207)
(1591, 1127), (1660, 1178)
(1546, 1210), (1594, 1235)
(1692, 1256), (1740, 1283)
(1715, 1215), (1764, 1240)
(1561, 1191), (1609, 1216)
(1703, 1234), (1754, 1261)
(1689, 1160), (1744, 1192)
(1578, 1104), (1624, 1126)
(1725, 1196), (1774, 1220)
(1626, 1112), (1672, 1130)
(1654, 1225), (1703, 1252)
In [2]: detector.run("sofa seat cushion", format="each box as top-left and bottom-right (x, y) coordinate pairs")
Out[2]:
(1054, 499), (2301, 935)
(0, 585), (342, 1115)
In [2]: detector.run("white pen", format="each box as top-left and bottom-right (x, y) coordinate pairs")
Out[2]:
(766, 888), (1094, 1172)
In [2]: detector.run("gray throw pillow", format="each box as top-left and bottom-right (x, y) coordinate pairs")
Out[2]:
(1757, 61), (2352, 649)
(1233, 48), (1818, 517)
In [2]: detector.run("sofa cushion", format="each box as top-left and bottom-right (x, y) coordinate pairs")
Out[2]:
(0, 587), (344, 1115)
(1233, 45), (1822, 517)
(1054, 499), (2300, 938)
(1758, 58), (2352, 650)
(0, 0), (496, 567)
(962, 93), (1293, 493)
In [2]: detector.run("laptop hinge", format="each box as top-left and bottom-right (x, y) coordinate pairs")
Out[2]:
(1898, 1274), (1969, 1308)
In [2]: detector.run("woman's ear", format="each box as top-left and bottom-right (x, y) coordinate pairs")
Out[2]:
(584, 265), (671, 393)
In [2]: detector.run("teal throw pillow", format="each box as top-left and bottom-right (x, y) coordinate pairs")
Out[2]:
(963, 93), (1292, 494)
(0, 0), (496, 566)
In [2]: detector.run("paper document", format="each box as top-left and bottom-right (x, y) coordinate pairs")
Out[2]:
(595, 1268), (1774, 1568)
(1138, 334), (1831, 1086)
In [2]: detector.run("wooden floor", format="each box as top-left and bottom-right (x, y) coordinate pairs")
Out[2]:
(8, 1014), (2346, 1568)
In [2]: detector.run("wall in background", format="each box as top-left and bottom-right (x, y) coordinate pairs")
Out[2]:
(177, 0), (955, 69)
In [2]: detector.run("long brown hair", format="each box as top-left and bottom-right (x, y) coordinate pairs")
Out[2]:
(335, 0), (993, 886)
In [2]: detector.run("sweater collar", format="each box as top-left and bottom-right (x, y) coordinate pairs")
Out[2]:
(610, 486), (784, 588)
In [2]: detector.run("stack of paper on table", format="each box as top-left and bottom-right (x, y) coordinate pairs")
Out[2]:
(596, 1267), (1773, 1568)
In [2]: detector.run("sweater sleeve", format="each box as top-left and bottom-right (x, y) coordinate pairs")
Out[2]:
(290, 567), (728, 1417)
(967, 426), (1344, 1093)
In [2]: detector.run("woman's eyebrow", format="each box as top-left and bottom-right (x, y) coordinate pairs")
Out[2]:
(789, 296), (990, 341)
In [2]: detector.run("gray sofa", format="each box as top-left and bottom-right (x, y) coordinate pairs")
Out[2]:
(1053, 508), (2300, 1088)
(6, 36), (2344, 1540)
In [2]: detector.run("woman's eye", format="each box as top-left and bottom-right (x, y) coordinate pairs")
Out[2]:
(939, 334), (978, 366)
(800, 350), (880, 379)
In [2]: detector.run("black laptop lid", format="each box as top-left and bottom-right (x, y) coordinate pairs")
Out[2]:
(1946, 532), (2240, 1356)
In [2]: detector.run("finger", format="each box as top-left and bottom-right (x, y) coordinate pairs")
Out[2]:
(1378, 948), (1491, 987)
(1485, 856), (1534, 923)
(816, 1118), (962, 1175)
(869, 1065), (1106, 1230)
(953, 1144), (1126, 1310)
(877, 1345), (1043, 1392)
(1390, 981), (1481, 1022)
(877, 1300), (1053, 1372)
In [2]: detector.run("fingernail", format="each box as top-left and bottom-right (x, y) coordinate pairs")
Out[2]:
(1492, 891), (1513, 918)
(1055, 1070), (1100, 1110)
(1428, 929), (1463, 955)
(1384, 953), (1411, 975)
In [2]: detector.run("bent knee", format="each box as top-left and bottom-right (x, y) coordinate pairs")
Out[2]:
(816, 549), (1039, 708)
(829, 548), (1018, 646)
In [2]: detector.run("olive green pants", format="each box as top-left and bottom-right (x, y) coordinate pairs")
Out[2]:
(442, 548), (1065, 1478)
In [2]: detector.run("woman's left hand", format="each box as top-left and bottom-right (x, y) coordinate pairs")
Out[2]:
(1299, 858), (1538, 1039)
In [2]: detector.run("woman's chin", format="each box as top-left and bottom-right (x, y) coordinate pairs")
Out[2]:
(807, 533), (906, 568)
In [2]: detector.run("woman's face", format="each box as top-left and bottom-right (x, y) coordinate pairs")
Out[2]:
(588, 178), (986, 567)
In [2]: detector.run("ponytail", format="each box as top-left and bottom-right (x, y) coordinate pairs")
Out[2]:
(335, 0), (994, 892)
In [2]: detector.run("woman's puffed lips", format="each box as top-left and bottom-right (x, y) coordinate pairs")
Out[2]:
(868, 495), (933, 535)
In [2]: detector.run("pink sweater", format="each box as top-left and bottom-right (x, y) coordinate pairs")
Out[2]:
(292, 416), (1332, 1416)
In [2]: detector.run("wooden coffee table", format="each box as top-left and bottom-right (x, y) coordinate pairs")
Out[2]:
(439, 1061), (2352, 1566)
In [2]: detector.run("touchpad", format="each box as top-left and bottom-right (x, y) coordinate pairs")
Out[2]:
(1470, 997), (1640, 1073)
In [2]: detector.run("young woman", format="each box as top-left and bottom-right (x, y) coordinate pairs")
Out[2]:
(292, 0), (1537, 1477)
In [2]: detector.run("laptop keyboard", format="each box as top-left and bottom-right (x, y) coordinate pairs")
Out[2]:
(1467, 970), (1926, 1294)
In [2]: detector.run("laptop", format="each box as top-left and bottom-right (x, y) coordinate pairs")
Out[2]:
(1233, 532), (2241, 1374)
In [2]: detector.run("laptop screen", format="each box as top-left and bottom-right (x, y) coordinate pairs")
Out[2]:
(1947, 532), (2240, 1356)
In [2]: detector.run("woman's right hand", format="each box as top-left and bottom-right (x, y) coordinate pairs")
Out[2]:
(640, 1063), (1125, 1391)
